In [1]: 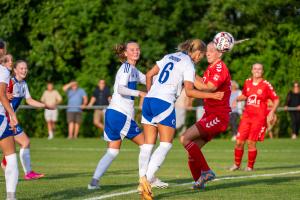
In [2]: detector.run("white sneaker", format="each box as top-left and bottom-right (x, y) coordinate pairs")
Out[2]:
(229, 164), (240, 171)
(150, 177), (169, 188)
(244, 167), (253, 172)
(88, 184), (100, 190)
(292, 134), (297, 140)
(48, 134), (54, 140)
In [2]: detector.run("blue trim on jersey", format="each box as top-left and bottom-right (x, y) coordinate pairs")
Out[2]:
(0, 115), (14, 140)
(128, 81), (137, 100)
(11, 97), (23, 111)
(104, 109), (141, 141)
(124, 62), (130, 73)
(142, 97), (176, 128)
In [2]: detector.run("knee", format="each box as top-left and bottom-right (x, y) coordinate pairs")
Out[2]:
(179, 135), (186, 146)
(247, 141), (256, 150)
(107, 148), (119, 158)
(235, 141), (244, 149)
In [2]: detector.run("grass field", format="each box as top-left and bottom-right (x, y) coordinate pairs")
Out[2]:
(1, 138), (300, 200)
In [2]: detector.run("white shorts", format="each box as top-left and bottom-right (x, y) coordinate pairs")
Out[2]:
(44, 109), (58, 122)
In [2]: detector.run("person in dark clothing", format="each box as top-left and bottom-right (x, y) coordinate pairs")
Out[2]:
(88, 80), (111, 131)
(285, 81), (300, 139)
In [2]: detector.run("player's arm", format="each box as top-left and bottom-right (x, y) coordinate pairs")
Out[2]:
(145, 64), (159, 92)
(194, 78), (218, 92)
(138, 70), (146, 85)
(0, 82), (18, 125)
(118, 68), (146, 98)
(184, 81), (224, 100)
(26, 97), (49, 108)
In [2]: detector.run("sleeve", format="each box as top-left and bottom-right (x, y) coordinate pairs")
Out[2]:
(41, 91), (46, 102)
(285, 92), (291, 106)
(206, 64), (227, 88)
(81, 89), (87, 97)
(92, 88), (98, 98)
(138, 70), (146, 85)
(0, 70), (9, 84)
(118, 64), (131, 86)
(56, 91), (62, 103)
(242, 80), (248, 96)
(183, 62), (195, 83)
(266, 83), (278, 101)
(117, 85), (139, 97)
(24, 83), (31, 99)
(156, 55), (166, 69)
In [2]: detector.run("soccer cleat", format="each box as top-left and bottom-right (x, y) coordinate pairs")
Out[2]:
(197, 170), (216, 186)
(1, 156), (7, 171)
(24, 171), (45, 180)
(192, 181), (205, 190)
(88, 183), (100, 190)
(229, 164), (240, 171)
(138, 176), (153, 200)
(150, 177), (169, 189)
(244, 167), (253, 172)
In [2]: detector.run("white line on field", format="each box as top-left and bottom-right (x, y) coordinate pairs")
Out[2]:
(83, 170), (300, 200)
(37, 147), (300, 153)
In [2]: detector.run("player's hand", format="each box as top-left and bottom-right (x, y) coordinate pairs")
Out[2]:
(6, 92), (13, 101)
(213, 91), (224, 100)
(195, 75), (203, 82)
(139, 91), (147, 98)
(9, 113), (18, 132)
(267, 111), (275, 123)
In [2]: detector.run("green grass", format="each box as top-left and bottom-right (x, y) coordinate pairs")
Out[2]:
(1, 138), (300, 200)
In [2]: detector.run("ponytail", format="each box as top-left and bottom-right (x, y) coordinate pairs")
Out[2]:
(114, 41), (138, 63)
(178, 39), (206, 54)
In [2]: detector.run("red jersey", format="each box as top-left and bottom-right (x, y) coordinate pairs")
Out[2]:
(203, 60), (231, 113)
(242, 78), (278, 119)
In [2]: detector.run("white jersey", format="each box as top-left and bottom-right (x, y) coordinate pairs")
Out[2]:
(0, 65), (11, 115)
(146, 52), (195, 103)
(108, 62), (145, 118)
(10, 77), (31, 112)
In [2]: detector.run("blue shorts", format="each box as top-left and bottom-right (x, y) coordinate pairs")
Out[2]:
(0, 115), (14, 140)
(13, 124), (24, 136)
(104, 109), (142, 141)
(141, 97), (176, 128)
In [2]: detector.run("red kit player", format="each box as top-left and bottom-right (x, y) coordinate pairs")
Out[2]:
(180, 42), (231, 189)
(230, 63), (279, 171)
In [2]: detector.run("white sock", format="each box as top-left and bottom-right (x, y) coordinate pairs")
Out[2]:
(5, 153), (19, 193)
(49, 131), (53, 136)
(20, 148), (31, 174)
(92, 148), (119, 181)
(139, 144), (154, 178)
(146, 142), (172, 181)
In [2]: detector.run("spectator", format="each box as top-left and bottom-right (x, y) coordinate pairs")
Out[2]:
(87, 79), (111, 132)
(229, 80), (243, 141)
(63, 81), (88, 139)
(41, 82), (62, 139)
(175, 89), (193, 135)
(285, 81), (300, 139)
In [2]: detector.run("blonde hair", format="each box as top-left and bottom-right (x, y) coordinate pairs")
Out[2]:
(177, 39), (206, 54)
(114, 41), (138, 63)
(0, 54), (12, 65)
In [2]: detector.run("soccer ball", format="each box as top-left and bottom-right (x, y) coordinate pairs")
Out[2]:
(213, 32), (235, 52)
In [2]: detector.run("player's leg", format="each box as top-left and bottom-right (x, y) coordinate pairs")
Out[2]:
(14, 131), (44, 180)
(145, 124), (174, 182)
(246, 140), (257, 171)
(0, 136), (18, 200)
(88, 140), (121, 189)
(231, 119), (250, 171)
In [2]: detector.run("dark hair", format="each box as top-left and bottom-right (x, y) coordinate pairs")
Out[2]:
(0, 39), (5, 49)
(0, 54), (12, 65)
(114, 41), (138, 62)
(14, 60), (27, 69)
(178, 39), (206, 54)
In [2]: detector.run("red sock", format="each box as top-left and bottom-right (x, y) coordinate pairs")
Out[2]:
(185, 142), (210, 181)
(234, 148), (244, 167)
(248, 149), (257, 169)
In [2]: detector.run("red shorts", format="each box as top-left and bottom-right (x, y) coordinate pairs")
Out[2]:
(236, 117), (267, 142)
(195, 112), (229, 141)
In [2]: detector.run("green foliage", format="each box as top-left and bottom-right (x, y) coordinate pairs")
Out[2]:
(0, 0), (299, 137)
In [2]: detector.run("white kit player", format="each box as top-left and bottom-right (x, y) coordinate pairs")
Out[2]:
(138, 39), (224, 199)
(0, 50), (19, 200)
(88, 41), (153, 191)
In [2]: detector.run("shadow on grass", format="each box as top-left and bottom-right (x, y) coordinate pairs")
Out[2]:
(255, 164), (300, 171)
(155, 176), (300, 199)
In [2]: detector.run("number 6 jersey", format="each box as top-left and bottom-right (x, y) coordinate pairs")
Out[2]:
(146, 52), (195, 103)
